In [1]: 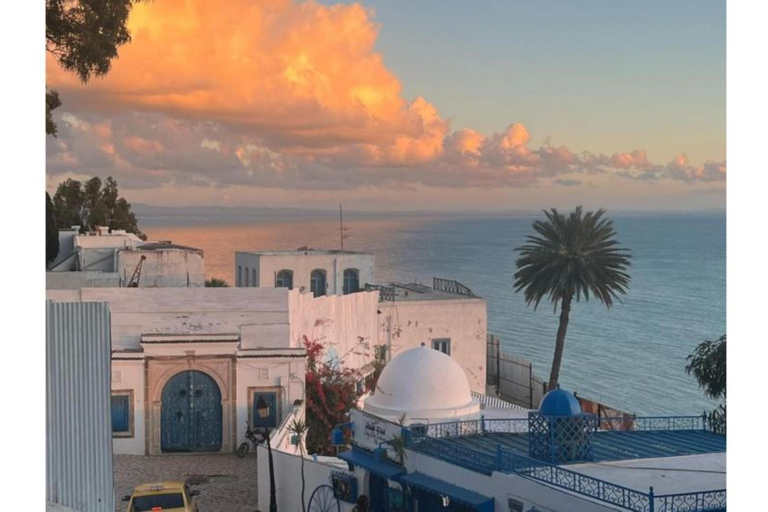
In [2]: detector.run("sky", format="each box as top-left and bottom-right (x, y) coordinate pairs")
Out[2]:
(45, 0), (726, 211)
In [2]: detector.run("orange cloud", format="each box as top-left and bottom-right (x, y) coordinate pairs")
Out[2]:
(47, 0), (439, 159)
(46, 0), (725, 190)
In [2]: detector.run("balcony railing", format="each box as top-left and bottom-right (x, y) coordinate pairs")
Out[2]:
(364, 283), (395, 302)
(432, 277), (475, 297)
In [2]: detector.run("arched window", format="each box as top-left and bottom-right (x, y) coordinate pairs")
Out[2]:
(310, 269), (327, 297)
(237, 266), (242, 287)
(276, 269), (293, 289)
(251, 269), (257, 287)
(244, 267), (250, 286)
(343, 268), (360, 295)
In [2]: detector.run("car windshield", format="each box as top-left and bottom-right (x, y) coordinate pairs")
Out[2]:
(131, 493), (185, 511)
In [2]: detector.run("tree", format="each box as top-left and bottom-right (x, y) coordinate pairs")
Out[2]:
(46, 192), (60, 264)
(52, 176), (146, 239)
(514, 207), (631, 391)
(686, 335), (726, 433)
(205, 278), (230, 287)
(288, 419), (309, 512)
(46, 0), (145, 135)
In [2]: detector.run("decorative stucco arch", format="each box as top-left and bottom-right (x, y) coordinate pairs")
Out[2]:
(146, 356), (235, 455)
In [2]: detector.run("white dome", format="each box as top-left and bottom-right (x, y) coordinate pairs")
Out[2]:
(364, 345), (479, 423)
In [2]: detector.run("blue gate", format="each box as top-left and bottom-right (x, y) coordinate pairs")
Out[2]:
(161, 370), (222, 452)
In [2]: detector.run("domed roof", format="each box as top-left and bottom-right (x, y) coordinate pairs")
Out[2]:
(364, 345), (479, 422)
(538, 387), (582, 416)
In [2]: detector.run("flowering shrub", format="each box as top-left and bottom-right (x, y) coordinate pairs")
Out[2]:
(303, 335), (364, 455)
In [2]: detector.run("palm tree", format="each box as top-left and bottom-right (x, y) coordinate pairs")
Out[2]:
(288, 418), (309, 512)
(514, 207), (631, 391)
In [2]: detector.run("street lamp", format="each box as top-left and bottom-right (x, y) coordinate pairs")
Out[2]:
(256, 396), (278, 512)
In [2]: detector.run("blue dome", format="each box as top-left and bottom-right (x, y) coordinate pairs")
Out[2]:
(538, 388), (582, 416)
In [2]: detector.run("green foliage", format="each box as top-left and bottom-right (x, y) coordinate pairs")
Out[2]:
(46, 90), (61, 137)
(685, 335), (726, 400)
(45, 0), (144, 135)
(52, 176), (146, 239)
(388, 434), (407, 466)
(514, 207), (632, 310)
(205, 278), (230, 287)
(686, 335), (726, 434)
(46, 192), (59, 264)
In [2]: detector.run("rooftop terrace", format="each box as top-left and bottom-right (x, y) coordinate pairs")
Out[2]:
(404, 416), (726, 512)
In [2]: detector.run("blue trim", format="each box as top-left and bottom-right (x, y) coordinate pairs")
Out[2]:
(338, 448), (405, 481)
(400, 472), (494, 511)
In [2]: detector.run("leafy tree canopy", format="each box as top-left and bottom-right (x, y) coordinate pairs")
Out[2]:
(46, 0), (144, 135)
(46, 192), (60, 264)
(52, 176), (146, 240)
(205, 278), (230, 287)
(686, 335), (726, 401)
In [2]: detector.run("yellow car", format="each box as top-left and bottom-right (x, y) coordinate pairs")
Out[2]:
(121, 481), (200, 512)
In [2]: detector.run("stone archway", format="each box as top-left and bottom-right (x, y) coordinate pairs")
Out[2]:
(147, 358), (233, 455)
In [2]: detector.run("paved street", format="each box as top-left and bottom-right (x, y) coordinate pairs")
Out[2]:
(114, 453), (259, 512)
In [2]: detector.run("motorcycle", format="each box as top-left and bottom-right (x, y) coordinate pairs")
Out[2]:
(236, 420), (262, 458)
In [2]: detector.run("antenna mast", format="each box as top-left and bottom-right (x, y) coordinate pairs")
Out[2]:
(339, 203), (349, 250)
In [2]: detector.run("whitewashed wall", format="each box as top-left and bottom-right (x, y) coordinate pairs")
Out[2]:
(237, 252), (375, 295)
(378, 298), (488, 393)
(111, 359), (146, 455)
(234, 356), (306, 447)
(118, 249), (205, 288)
(46, 288), (292, 351)
(289, 290), (380, 370)
(46, 271), (121, 289)
(258, 445), (353, 512)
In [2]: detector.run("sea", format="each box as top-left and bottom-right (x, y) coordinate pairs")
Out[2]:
(138, 208), (726, 416)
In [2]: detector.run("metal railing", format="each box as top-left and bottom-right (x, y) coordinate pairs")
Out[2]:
(597, 415), (707, 432)
(404, 418), (726, 512)
(364, 283), (396, 302)
(432, 277), (475, 297)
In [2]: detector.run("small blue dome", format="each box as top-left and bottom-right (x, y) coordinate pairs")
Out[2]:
(538, 387), (582, 416)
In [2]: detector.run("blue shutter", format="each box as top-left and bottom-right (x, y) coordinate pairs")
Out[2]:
(111, 395), (130, 433)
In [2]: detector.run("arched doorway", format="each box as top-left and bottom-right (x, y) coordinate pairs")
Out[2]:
(161, 370), (222, 452)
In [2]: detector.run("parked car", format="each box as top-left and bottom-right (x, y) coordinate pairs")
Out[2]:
(122, 481), (200, 512)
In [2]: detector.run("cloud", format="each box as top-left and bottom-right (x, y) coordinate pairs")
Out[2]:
(553, 179), (582, 187)
(46, 0), (725, 193)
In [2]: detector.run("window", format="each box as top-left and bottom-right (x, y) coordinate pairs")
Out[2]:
(252, 269), (258, 287)
(132, 493), (185, 511)
(111, 391), (133, 437)
(244, 267), (250, 286)
(343, 268), (360, 295)
(237, 265), (242, 286)
(310, 269), (327, 297)
(432, 338), (451, 355)
(250, 389), (280, 429)
(276, 269), (293, 289)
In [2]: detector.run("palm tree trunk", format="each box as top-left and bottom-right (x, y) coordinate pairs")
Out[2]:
(547, 294), (572, 391)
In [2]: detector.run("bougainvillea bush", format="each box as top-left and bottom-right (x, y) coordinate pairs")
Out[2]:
(303, 335), (364, 455)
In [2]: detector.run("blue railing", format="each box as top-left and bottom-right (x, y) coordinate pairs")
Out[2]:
(411, 416), (709, 440)
(404, 418), (726, 512)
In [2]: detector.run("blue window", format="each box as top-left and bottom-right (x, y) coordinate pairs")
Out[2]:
(111, 394), (131, 434)
(251, 391), (279, 429)
(310, 269), (327, 297)
(343, 269), (360, 295)
(276, 270), (293, 289)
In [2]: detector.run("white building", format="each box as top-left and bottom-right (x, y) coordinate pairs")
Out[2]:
(235, 249), (374, 296)
(46, 287), (381, 456)
(260, 346), (726, 512)
(47, 226), (205, 289)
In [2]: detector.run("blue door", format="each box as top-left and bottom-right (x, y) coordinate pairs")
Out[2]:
(161, 371), (222, 452)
